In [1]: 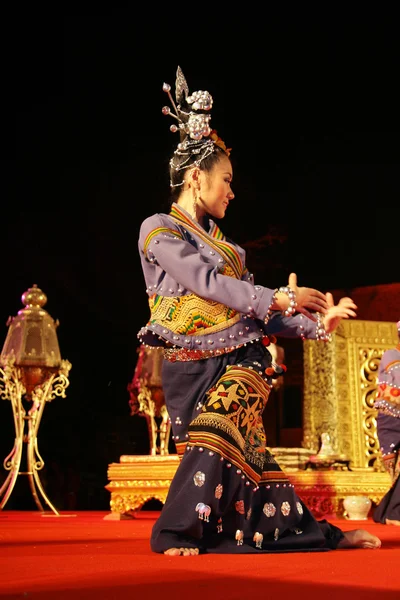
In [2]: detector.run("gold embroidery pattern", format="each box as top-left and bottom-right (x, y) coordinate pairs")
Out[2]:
(190, 412), (245, 451)
(148, 293), (241, 335)
(259, 471), (289, 485)
(188, 366), (274, 483)
(220, 263), (236, 278)
(203, 366), (270, 438)
(188, 430), (263, 483)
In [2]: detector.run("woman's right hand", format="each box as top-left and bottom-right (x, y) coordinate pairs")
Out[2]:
(288, 272), (328, 320)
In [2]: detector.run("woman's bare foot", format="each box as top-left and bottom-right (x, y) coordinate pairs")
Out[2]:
(386, 518), (400, 526)
(164, 547), (199, 556)
(338, 529), (381, 549)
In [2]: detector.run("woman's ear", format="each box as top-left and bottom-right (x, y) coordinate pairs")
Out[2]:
(189, 167), (201, 188)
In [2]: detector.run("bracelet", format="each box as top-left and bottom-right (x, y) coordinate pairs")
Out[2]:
(277, 286), (297, 317)
(316, 312), (332, 342)
(263, 290), (277, 325)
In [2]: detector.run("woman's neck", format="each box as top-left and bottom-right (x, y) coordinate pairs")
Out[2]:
(176, 194), (205, 225)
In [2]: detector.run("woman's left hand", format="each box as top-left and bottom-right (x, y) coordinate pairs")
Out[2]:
(323, 293), (358, 333)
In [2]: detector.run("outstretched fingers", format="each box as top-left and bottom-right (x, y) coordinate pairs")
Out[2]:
(308, 290), (329, 312)
(297, 289), (329, 315)
(335, 308), (357, 319)
(338, 297), (358, 310)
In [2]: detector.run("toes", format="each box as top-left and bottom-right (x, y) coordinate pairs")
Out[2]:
(386, 519), (400, 526)
(362, 542), (381, 549)
(164, 546), (200, 556)
(164, 548), (181, 556)
(182, 548), (199, 556)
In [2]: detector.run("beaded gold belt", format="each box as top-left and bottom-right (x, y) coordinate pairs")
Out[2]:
(163, 344), (244, 362)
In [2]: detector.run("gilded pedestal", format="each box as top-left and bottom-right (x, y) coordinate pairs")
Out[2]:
(288, 469), (390, 518)
(105, 453), (391, 519)
(105, 454), (180, 516)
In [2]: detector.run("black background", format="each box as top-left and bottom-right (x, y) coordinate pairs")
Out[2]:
(2, 10), (399, 510)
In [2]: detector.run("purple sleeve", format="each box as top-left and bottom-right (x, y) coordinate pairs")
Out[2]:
(378, 349), (400, 387)
(139, 215), (277, 321)
(264, 311), (318, 339)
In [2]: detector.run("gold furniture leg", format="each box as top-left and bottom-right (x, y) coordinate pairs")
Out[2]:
(0, 358), (71, 515)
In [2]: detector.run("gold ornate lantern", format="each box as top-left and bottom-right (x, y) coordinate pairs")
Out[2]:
(127, 345), (171, 456)
(0, 284), (72, 515)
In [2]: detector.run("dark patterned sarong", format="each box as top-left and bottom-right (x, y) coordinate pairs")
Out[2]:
(151, 341), (344, 553)
(373, 412), (400, 524)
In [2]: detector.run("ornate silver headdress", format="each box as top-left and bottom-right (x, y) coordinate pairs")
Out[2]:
(162, 66), (221, 186)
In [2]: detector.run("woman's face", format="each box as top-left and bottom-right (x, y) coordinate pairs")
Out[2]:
(198, 155), (234, 219)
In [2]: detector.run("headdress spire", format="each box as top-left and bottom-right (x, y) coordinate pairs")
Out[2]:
(162, 66), (231, 187)
(162, 65), (213, 141)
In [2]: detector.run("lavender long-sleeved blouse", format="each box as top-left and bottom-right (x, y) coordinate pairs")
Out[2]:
(137, 203), (319, 350)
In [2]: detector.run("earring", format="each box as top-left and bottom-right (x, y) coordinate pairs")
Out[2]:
(192, 188), (200, 218)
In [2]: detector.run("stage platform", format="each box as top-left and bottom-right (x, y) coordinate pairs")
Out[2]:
(0, 510), (399, 599)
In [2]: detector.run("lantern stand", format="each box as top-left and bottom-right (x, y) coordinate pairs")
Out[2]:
(0, 285), (72, 515)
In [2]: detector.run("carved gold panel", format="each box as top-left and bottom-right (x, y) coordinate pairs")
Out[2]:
(303, 319), (398, 470)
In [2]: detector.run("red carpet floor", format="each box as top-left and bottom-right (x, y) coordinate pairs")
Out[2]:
(0, 511), (399, 599)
